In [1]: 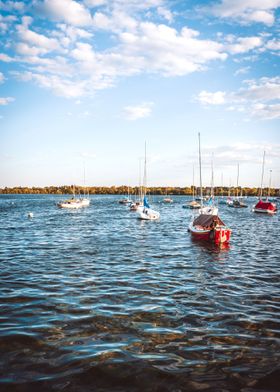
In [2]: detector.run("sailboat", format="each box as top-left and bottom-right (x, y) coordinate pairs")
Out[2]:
(80, 163), (90, 206)
(57, 184), (89, 209)
(137, 143), (160, 220)
(183, 165), (201, 209)
(253, 151), (277, 214)
(118, 186), (132, 205)
(163, 188), (173, 203)
(228, 164), (247, 208)
(130, 160), (144, 211)
(188, 133), (231, 245)
(199, 154), (218, 215)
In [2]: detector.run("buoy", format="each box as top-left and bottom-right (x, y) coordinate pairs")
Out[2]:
(28, 212), (34, 218)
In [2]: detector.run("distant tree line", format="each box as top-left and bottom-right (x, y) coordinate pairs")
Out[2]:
(0, 185), (279, 197)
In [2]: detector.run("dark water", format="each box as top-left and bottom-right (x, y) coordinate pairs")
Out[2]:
(0, 195), (280, 392)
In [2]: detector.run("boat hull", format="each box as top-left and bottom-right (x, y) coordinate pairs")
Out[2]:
(253, 208), (276, 214)
(188, 223), (231, 245)
(57, 198), (90, 209)
(138, 208), (160, 220)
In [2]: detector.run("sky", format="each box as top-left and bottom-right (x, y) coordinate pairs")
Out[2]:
(0, 0), (279, 188)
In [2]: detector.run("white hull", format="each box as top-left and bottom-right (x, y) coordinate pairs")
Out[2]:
(57, 198), (90, 209)
(137, 207), (160, 220)
(252, 208), (276, 214)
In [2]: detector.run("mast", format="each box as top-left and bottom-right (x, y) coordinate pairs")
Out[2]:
(260, 151), (265, 199)
(268, 169), (272, 199)
(210, 153), (214, 198)
(138, 158), (142, 202)
(143, 141), (147, 198)
(236, 163), (239, 198)
(192, 164), (195, 201)
(198, 132), (203, 206)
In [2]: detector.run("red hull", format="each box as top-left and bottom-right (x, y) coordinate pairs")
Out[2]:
(189, 226), (231, 245)
(253, 200), (277, 214)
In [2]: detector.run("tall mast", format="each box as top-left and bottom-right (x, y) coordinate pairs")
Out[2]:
(143, 141), (147, 197)
(211, 153), (214, 198)
(138, 158), (142, 201)
(260, 150), (265, 198)
(192, 164), (195, 200)
(198, 132), (203, 205)
(268, 169), (272, 198)
(236, 163), (239, 198)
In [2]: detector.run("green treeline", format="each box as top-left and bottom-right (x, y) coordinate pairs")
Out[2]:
(0, 186), (279, 196)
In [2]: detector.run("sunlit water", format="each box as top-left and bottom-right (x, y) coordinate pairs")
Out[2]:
(0, 195), (280, 392)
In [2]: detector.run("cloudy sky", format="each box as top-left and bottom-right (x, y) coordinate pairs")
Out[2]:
(0, 0), (279, 188)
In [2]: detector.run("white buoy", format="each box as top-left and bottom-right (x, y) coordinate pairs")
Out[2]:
(28, 212), (34, 218)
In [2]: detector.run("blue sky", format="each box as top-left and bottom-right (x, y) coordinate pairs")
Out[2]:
(0, 0), (279, 188)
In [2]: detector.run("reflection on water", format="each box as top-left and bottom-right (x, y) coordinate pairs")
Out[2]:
(0, 194), (280, 391)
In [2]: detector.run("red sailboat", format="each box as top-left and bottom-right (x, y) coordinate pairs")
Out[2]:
(253, 199), (277, 214)
(188, 133), (232, 245)
(253, 152), (277, 215)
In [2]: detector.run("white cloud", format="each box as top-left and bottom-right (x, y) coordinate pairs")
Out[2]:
(0, 1), (25, 11)
(266, 39), (280, 51)
(234, 66), (251, 76)
(85, 0), (107, 6)
(157, 6), (173, 22)
(0, 97), (14, 105)
(238, 76), (280, 102)
(250, 103), (280, 120)
(206, 0), (280, 25)
(118, 22), (227, 77)
(0, 13), (17, 32)
(226, 36), (263, 54)
(122, 102), (154, 120)
(39, 0), (92, 26)
(196, 76), (280, 120)
(16, 21), (61, 55)
(13, 71), (87, 98)
(0, 72), (4, 83)
(0, 53), (13, 62)
(197, 91), (226, 105)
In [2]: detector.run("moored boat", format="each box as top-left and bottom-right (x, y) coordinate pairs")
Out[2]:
(252, 199), (277, 214)
(229, 199), (248, 208)
(137, 143), (160, 221)
(188, 132), (231, 245)
(57, 197), (86, 209)
(188, 214), (231, 245)
(163, 197), (173, 203)
(183, 200), (201, 209)
(253, 151), (277, 215)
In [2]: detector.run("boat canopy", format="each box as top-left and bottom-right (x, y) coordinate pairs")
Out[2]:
(255, 200), (276, 211)
(193, 214), (225, 227)
(144, 196), (150, 208)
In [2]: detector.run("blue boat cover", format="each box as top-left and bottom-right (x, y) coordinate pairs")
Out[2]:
(144, 196), (150, 208)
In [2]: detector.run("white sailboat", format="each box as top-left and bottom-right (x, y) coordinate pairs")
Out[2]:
(183, 164), (201, 209)
(163, 188), (173, 203)
(228, 164), (247, 208)
(199, 150), (218, 215)
(57, 165), (90, 209)
(57, 185), (87, 209)
(80, 163), (90, 206)
(137, 143), (160, 220)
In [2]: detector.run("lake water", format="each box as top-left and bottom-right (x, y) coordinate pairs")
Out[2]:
(0, 194), (280, 392)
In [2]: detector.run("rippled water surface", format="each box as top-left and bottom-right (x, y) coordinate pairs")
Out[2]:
(1, 194), (280, 392)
